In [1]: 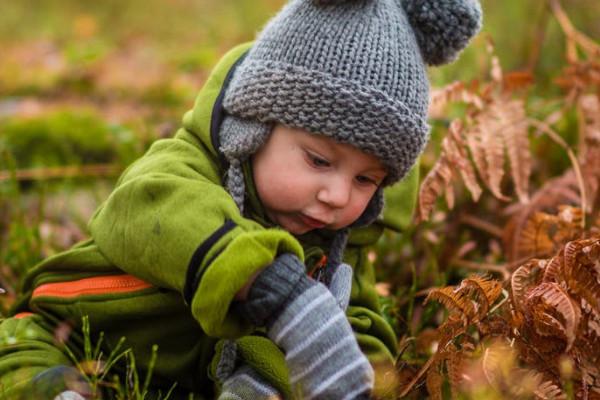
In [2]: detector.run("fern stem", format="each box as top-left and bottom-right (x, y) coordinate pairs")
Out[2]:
(489, 289), (510, 314)
(459, 214), (504, 238)
(398, 352), (436, 398)
(452, 259), (510, 281)
(528, 118), (587, 227)
(548, 0), (600, 58)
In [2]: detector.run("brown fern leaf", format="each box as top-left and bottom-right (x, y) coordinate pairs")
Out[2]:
(498, 99), (532, 203)
(478, 314), (512, 338)
(460, 275), (503, 317)
(425, 286), (476, 319)
(502, 71), (534, 93)
(561, 237), (600, 313)
(502, 173), (582, 262)
(425, 361), (444, 400)
(534, 380), (567, 400)
(447, 344), (473, 399)
(543, 253), (565, 283)
(448, 120), (483, 203)
(417, 120), (483, 221)
(418, 160), (454, 222)
(565, 259), (600, 315)
(429, 81), (485, 119)
(505, 206), (584, 262)
(469, 107), (510, 201)
(556, 60), (600, 100)
(578, 94), (600, 214)
(511, 259), (545, 312)
(527, 282), (581, 350)
(436, 315), (468, 348)
(521, 315), (568, 357)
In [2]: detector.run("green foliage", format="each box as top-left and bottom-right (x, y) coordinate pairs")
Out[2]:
(64, 316), (176, 400)
(0, 110), (139, 169)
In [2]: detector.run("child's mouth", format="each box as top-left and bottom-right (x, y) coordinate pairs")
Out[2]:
(299, 214), (327, 229)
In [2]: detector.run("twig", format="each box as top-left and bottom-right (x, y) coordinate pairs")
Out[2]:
(459, 214), (504, 238)
(548, 0), (600, 58)
(452, 259), (510, 281)
(398, 352), (436, 398)
(528, 118), (587, 226)
(0, 164), (122, 182)
(489, 289), (510, 314)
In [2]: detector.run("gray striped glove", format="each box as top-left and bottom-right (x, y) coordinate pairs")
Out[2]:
(215, 340), (282, 400)
(54, 392), (86, 400)
(327, 262), (353, 311)
(241, 254), (373, 400)
(218, 365), (282, 400)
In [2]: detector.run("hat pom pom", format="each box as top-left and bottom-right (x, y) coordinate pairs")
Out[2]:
(402, 0), (482, 66)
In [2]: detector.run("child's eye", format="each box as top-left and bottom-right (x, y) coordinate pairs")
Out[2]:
(307, 152), (331, 168)
(356, 175), (378, 186)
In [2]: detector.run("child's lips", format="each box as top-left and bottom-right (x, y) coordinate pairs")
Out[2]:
(299, 214), (328, 229)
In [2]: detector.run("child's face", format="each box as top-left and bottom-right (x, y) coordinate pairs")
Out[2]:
(252, 124), (387, 235)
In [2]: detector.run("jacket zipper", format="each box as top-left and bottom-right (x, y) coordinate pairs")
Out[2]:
(32, 274), (153, 299)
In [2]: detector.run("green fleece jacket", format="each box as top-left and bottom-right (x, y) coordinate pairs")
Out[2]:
(0, 43), (418, 399)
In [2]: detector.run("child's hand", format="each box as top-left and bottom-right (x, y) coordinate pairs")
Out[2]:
(241, 254), (373, 399)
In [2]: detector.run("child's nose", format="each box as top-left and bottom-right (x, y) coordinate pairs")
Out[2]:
(316, 177), (351, 209)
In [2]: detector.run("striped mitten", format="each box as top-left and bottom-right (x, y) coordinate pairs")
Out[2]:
(241, 254), (373, 400)
(219, 365), (281, 400)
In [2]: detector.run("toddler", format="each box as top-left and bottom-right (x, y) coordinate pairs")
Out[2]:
(0, 0), (481, 398)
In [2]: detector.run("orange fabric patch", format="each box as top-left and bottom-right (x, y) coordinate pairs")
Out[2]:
(13, 312), (34, 319)
(32, 274), (153, 299)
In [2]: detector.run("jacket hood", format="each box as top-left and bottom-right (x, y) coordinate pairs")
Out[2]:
(182, 43), (252, 168)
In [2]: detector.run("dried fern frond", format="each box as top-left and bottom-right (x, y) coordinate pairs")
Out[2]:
(511, 259), (545, 312)
(534, 379), (567, 400)
(425, 362), (444, 400)
(468, 99), (531, 203)
(460, 275), (503, 317)
(578, 94), (600, 214)
(425, 285), (476, 319)
(503, 204), (584, 262)
(418, 43), (535, 222)
(526, 282), (581, 350)
(543, 253), (565, 283)
(429, 81), (485, 119)
(447, 344), (473, 399)
(418, 120), (483, 221)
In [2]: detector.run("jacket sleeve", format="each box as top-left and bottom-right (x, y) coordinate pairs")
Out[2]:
(88, 129), (303, 339)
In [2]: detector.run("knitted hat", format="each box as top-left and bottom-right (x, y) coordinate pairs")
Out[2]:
(219, 0), (482, 266)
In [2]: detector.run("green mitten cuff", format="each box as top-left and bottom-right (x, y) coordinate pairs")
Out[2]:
(210, 336), (291, 398)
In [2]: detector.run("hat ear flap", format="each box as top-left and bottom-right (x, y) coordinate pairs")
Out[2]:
(401, 0), (483, 66)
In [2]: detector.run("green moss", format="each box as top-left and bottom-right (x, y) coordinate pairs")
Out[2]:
(0, 110), (139, 169)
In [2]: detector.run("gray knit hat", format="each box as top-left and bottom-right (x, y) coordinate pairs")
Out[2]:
(222, 0), (482, 182)
(219, 0), (482, 265)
